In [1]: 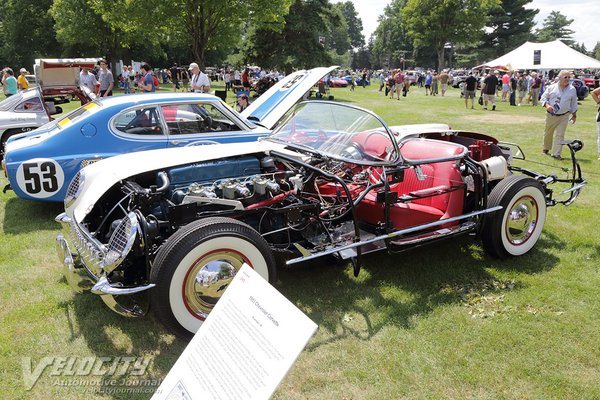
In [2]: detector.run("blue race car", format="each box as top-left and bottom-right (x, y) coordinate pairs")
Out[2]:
(2, 67), (337, 202)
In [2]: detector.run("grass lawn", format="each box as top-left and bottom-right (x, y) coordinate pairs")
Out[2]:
(1, 81), (599, 399)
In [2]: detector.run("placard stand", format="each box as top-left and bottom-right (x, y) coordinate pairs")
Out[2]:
(152, 264), (317, 400)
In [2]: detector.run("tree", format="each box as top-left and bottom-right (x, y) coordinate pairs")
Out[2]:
(333, 1), (364, 49)
(481, 0), (538, 59)
(402, 0), (498, 70)
(0, 0), (61, 68)
(243, 0), (345, 72)
(570, 42), (588, 56)
(594, 42), (600, 61)
(535, 11), (575, 45)
(162, 0), (292, 67)
(371, 0), (414, 69)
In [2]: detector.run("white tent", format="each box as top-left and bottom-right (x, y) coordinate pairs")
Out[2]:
(477, 40), (600, 70)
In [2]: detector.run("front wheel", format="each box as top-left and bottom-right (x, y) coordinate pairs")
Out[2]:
(481, 175), (547, 259)
(150, 217), (276, 338)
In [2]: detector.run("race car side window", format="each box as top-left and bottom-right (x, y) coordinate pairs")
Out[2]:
(114, 107), (164, 136)
(162, 103), (241, 135)
(15, 97), (44, 112)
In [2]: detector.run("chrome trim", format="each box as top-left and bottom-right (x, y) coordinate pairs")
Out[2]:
(55, 212), (72, 227)
(506, 196), (538, 245)
(91, 275), (155, 295)
(55, 234), (94, 293)
(99, 294), (148, 318)
(286, 206), (503, 265)
(63, 216), (105, 277)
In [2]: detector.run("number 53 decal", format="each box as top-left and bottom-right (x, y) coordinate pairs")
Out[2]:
(16, 158), (65, 199)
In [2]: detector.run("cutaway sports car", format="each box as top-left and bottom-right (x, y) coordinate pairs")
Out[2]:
(55, 101), (586, 337)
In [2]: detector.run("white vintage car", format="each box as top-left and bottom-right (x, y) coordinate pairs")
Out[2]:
(54, 98), (586, 338)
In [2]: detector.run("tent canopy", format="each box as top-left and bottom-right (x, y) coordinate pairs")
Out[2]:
(476, 40), (600, 70)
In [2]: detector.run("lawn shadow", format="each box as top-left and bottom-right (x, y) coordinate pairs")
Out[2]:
(3, 197), (63, 234)
(60, 230), (566, 396)
(276, 234), (563, 351)
(58, 294), (186, 399)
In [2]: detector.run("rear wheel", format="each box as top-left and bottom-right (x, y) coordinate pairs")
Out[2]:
(150, 217), (276, 338)
(482, 175), (547, 258)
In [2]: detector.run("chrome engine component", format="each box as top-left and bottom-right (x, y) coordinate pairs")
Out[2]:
(289, 174), (304, 192)
(480, 156), (508, 181)
(188, 183), (218, 198)
(221, 179), (251, 199)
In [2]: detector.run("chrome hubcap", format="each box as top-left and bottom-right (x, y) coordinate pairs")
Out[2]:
(506, 196), (538, 245)
(184, 250), (245, 320)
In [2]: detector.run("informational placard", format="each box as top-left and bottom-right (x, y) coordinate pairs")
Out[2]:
(152, 264), (317, 400)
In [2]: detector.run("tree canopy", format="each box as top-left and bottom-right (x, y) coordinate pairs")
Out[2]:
(481, 0), (538, 60)
(242, 0), (344, 73)
(402, 0), (498, 70)
(535, 11), (575, 45)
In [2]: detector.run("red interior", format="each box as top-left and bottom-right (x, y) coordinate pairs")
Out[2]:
(350, 136), (466, 230)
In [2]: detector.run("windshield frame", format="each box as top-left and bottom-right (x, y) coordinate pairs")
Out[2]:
(266, 100), (401, 166)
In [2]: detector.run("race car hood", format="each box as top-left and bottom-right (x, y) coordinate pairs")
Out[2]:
(241, 66), (338, 130)
(67, 140), (298, 222)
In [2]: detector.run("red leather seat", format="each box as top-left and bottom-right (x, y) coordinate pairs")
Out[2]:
(357, 139), (465, 230)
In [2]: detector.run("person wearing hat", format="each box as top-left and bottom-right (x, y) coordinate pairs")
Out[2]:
(17, 68), (29, 90)
(189, 62), (210, 93)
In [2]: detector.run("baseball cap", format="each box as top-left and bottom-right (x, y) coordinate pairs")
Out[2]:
(20, 68), (27, 73)
(188, 62), (199, 70)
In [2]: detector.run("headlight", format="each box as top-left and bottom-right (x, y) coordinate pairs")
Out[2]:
(102, 212), (139, 273)
(64, 170), (85, 208)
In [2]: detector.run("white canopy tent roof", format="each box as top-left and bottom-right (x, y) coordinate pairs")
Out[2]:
(477, 40), (600, 70)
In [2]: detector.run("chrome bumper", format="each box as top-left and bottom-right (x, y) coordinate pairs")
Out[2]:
(55, 212), (155, 317)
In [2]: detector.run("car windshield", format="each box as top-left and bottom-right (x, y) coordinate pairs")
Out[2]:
(267, 101), (398, 165)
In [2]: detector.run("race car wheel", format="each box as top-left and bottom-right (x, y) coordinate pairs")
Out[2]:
(150, 217), (276, 338)
(481, 175), (547, 259)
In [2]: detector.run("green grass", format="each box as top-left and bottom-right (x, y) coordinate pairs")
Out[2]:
(1, 82), (599, 399)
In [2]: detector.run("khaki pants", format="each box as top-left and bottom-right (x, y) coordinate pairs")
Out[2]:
(544, 113), (570, 156)
(531, 88), (540, 106)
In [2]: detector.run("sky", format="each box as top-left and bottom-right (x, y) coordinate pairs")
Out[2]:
(334, 0), (599, 51)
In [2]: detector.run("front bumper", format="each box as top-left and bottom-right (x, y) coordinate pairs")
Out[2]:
(55, 212), (154, 317)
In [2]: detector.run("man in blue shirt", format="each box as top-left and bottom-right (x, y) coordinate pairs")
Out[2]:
(138, 64), (155, 93)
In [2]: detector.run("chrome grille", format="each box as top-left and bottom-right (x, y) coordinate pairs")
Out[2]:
(108, 217), (131, 254)
(67, 219), (104, 277)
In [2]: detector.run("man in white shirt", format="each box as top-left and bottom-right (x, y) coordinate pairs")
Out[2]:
(80, 67), (98, 93)
(540, 70), (578, 160)
(189, 62), (210, 93)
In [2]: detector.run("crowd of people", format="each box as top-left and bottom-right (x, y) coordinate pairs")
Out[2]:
(2, 59), (599, 160)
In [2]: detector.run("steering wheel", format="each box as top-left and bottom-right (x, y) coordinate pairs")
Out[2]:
(358, 130), (394, 160)
(339, 142), (381, 162)
(203, 115), (214, 131)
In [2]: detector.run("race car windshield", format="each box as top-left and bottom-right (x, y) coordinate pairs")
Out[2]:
(267, 101), (398, 165)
